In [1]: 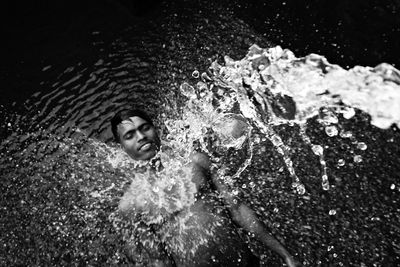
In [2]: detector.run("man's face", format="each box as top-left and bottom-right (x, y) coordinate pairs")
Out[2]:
(117, 116), (160, 161)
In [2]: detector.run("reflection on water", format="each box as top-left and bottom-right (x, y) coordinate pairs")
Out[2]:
(1, 1), (400, 266)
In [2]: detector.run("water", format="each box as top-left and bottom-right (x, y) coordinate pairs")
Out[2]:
(1, 1), (400, 266)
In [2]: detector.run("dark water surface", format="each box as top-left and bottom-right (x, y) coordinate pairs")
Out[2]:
(1, 0), (400, 266)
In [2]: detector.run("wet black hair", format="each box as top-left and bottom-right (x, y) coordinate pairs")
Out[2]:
(111, 109), (154, 143)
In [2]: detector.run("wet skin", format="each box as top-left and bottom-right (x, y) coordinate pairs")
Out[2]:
(117, 118), (256, 265)
(117, 116), (296, 267)
(161, 155), (258, 267)
(117, 116), (161, 161)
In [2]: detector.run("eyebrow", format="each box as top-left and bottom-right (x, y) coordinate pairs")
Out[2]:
(121, 122), (152, 139)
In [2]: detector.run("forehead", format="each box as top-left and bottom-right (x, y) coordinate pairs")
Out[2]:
(117, 116), (149, 133)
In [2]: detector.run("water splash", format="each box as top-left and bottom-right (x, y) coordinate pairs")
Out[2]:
(195, 44), (400, 193)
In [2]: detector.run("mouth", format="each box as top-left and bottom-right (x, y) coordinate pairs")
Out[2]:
(139, 142), (153, 152)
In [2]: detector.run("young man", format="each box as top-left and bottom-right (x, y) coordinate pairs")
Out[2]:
(111, 109), (297, 267)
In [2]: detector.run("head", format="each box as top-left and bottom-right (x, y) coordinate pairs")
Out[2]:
(111, 109), (161, 161)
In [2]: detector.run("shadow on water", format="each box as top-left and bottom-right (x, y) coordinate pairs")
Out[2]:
(1, 0), (400, 266)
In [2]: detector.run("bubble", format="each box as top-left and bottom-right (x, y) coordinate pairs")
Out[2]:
(329, 209), (337, 215)
(390, 184), (395, 190)
(241, 184), (247, 189)
(325, 125), (338, 137)
(311, 145), (323, 156)
(192, 70), (200, 78)
(356, 142), (367, 150)
(353, 155), (363, 163)
(327, 245), (334, 251)
(337, 159), (345, 166)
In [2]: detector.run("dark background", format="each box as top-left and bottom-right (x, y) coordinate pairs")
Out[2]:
(1, 0), (399, 103)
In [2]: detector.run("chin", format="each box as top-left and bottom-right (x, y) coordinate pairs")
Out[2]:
(139, 150), (157, 161)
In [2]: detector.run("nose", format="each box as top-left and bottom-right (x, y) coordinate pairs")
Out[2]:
(136, 130), (146, 141)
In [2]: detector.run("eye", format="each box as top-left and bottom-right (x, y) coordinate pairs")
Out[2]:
(124, 132), (133, 140)
(142, 124), (151, 131)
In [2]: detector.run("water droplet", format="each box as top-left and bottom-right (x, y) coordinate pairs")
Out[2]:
(296, 183), (306, 195)
(201, 72), (211, 81)
(241, 184), (247, 189)
(322, 180), (330, 191)
(180, 83), (196, 98)
(337, 159), (345, 166)
(319, 109), (338, 125)
(7, 122), (11, 127)
(273, 207), (279, 213)
(353, 155), (363, 163)
(390, 184), (395, 190)
(327, 245), (334, 251)
(311, 145), (323, 156)
(329, 209), (336, 215)
(342, 107), (355, 119)
(339, 130), (352, 138)
(192, 70), (200, 78)
(325, 126), (338, 137)
(153, 186), (159, 193)
(356, 142), (367, 150)
(271, 135), (282, 146)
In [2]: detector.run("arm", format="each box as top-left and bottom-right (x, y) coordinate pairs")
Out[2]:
(190, 135), (297, 266)
(229, 203), (297, 267)
(195, 157), (297, 267)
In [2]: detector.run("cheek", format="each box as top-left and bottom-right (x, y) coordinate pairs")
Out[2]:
(121, 140), (138, 152)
